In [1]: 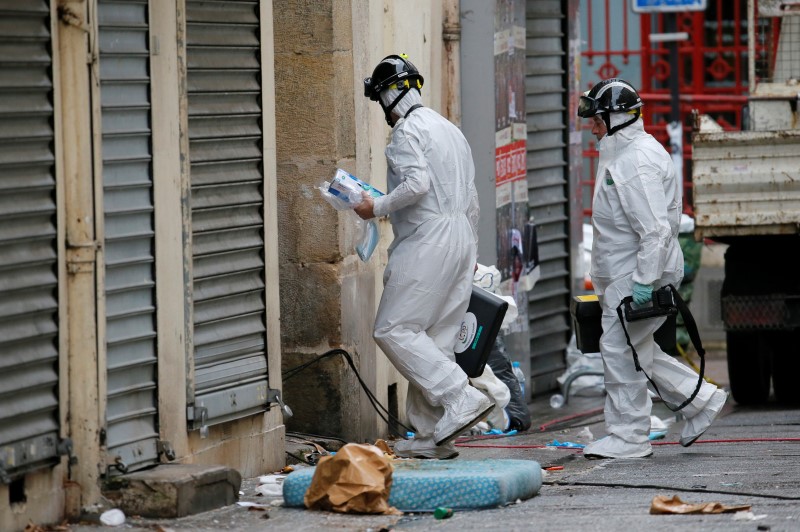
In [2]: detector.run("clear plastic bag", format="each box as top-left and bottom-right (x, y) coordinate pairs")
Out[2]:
(354, 217), (379, 262)
(321, 169), (383, 208)
(318, 169), (383, 262)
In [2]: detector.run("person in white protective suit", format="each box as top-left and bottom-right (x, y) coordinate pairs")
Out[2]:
(355, 55), (494, 459)
(577, 79), (727, 459)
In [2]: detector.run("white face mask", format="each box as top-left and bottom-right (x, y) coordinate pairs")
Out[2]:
(609, 111), (633, 130)
(380, 86), (422, 119)
(606, 111), (641, 136)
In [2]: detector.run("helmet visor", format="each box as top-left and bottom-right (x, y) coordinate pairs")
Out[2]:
(577, 95), (598, 118)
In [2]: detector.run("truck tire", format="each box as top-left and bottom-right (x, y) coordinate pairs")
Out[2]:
(770, 331), (800, 405)
(727, 331), (771, 405)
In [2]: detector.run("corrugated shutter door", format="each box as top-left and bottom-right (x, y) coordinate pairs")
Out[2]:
(98, 0), (159, 472)
(0, 1), (61, 480)
(525, 0), (570, 394)
(186, 0), (268, 427)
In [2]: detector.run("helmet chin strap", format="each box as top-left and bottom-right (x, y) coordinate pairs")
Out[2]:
(603, 109), (641, 136)
(380, 86), (411, 126)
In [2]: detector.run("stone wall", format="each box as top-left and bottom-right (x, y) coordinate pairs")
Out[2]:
(274, 0), (447, 442)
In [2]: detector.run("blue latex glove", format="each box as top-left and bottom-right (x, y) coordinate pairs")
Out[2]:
(632, 282), (654, 305)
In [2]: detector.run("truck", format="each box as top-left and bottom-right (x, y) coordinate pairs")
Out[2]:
(691, 0), (800, 405)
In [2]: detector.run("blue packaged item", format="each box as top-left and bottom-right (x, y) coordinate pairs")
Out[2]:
(327, 168), (384, 206)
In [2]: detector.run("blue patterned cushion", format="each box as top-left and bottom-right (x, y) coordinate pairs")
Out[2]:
(283, 459), (542, 511)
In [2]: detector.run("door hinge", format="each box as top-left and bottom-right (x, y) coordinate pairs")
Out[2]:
(57, 438), (78, 478)
(65, 239), (101, 273)
(267, 389), (293, 420)
(157, 440), (176, 461)
(100, 451), (129, 478)
(187, 404), (209, 439)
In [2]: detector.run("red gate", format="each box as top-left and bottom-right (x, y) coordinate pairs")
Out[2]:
(580, 0), (751, 217)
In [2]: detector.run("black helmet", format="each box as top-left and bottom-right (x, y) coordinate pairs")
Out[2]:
(577, 78), (643, 135)
(578, 78), (642, 117)
(363, 54), (424, 101)
(364, 54), (424, 126)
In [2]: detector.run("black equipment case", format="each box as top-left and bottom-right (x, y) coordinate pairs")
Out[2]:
(455, 286), (509, 378)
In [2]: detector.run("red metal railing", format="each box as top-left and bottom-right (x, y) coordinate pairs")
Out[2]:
(580, 0), (751, 218)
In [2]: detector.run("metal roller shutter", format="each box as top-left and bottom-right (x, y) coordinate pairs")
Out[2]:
(186, 0), (268, 428)
(98, 0), (159, 473)
(525, 0), (570, 394)
(0, 0), (62, 482)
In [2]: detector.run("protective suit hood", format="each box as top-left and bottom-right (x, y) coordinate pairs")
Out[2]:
(380, 87), (422, 121)
(597, 115), (645, 166)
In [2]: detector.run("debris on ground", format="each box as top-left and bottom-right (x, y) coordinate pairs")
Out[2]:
(256, 474), (285, 497)
(732, 511), (768, 521)
(236, 502), (269, 511)
(546, 440), (585, 449)
(24, 522), (70, 532)
(304, 443), (401, 515)
(575, 427), (594, 443)
(650, 494), (751, 514)
(433, 507), (453, 519)
(374, 438), (395, 458)
(99, 508), (126, 526)
(285, 433), (343, 465)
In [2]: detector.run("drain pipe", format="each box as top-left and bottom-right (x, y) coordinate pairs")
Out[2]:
(443, 0), (461, 126)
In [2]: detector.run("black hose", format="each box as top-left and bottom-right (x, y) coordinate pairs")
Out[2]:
(282, 348), (413, 438)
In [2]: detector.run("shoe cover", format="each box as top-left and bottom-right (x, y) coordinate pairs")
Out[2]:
(469, 365), (511, 431)
(583, 434), (653, 459)
(393, 437), (458, 459)
(433, 386), (494, 446)
(680, 389), (728, 447)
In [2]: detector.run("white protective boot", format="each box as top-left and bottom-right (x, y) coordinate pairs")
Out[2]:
(583, 434), (653, 459)
(433, 385), (494, 446)
(680, 388), (728, 447)
(393, 437), (459, 459)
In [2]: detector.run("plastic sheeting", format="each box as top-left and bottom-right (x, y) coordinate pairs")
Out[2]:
(486, 337), (531, 431)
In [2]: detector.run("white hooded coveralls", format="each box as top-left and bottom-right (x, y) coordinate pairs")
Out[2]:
(371, 101), (480, 441)
(587, 117), (718, 456)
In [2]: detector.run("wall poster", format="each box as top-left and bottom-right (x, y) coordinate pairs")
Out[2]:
(495, 0), (530, 333)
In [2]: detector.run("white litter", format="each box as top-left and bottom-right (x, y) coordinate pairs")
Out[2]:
(236, 501), (269, 510)
(576, 427), (594, 443)
(733, 511), (767, 521)
(258, 474), (286, 485)
(255, 482), (283, 497)
(256, 474), (286, 497)
(99, 509), (125, 526)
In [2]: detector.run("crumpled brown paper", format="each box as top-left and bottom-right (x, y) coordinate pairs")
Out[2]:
(304, 443), (401, 514)
(650, 494), (751, 514)
(373, 438), (394, 457)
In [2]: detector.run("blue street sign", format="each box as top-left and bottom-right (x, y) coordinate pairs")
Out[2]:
(632, 0), (707, 13)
